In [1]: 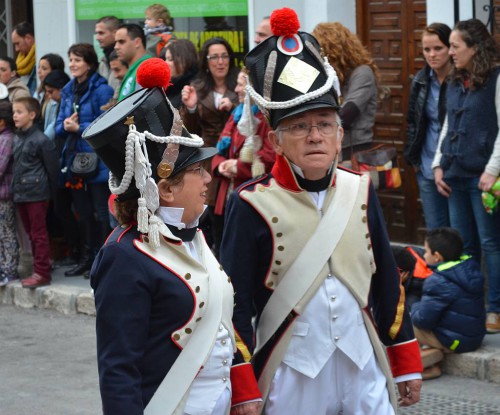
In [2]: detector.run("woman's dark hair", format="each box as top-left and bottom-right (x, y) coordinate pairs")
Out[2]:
(68, 43), (99, 72)
(44, 69), (70, 89)
(424, 22), (452, 48)
(165, 39), (198, 76)
(114, 170), (186, 225)
(194, 37), (239, 100)
(40, 53), (65, 71)
(451, 19), (500, 87)
(0, 56), (17, 72)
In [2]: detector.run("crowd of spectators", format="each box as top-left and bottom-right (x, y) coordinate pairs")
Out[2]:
(0, 7), (498, 379)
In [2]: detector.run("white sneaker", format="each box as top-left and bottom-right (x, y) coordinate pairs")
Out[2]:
(486, 312), (500, 334)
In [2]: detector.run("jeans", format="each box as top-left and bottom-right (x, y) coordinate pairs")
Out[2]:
(447, 177), (500, 311)
(416, 171), (450, 229)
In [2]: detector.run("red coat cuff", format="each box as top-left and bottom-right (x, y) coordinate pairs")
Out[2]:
(230, 363), (261, 406)
(386, 339), (423, 376)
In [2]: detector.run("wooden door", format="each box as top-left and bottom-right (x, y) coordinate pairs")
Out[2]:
(492, 0), (500, 44)
(356, 0), (427, 244)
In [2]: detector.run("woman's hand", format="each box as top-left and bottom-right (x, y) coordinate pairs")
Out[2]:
(479, 171), (497, 192)
(182, 86), (197, 109)
(218, 159), (237, 179)
(63, 112), (80, 133)
(231, 401), (262, 415)
(218, 97), (233, 112)
(434, 167), (451, 197)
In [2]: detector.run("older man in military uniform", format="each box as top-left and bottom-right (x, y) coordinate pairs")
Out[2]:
(221, 8), (422, 415)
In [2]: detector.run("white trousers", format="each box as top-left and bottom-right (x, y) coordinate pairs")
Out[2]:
(265, 348), (395, 415)
(183, 387), (231, 415)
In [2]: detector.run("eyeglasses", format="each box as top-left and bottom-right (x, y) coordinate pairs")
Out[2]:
(279, 121), (339, 138)
(185, 166), (207, 177)
(207, 54), (230, 62)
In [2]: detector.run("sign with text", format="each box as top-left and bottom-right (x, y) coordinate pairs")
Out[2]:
(75, 0), (247, 20)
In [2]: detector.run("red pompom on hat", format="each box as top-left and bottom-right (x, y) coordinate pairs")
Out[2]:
(136, 58), (171, 90)
(270, 7), (300, 37)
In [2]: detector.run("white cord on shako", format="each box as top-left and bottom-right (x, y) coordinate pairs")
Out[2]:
(245, 57), (340, 110)
(109, 123), (204, 248)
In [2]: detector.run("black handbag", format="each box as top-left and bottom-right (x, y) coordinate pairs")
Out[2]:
(70, 152), (99, 179)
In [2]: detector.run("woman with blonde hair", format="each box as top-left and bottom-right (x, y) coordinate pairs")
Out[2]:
(313, 22), (381, 160)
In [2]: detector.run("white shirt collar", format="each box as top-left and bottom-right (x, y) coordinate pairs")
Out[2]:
(158, 205), (207, 229)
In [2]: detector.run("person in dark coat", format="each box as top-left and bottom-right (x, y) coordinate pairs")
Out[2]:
(55, 43), (113, 277)
(84, 59), (261, 414)
(411, 227), (486, 379)
(12, 97), (58, 288)
(404, 23), (452, 230)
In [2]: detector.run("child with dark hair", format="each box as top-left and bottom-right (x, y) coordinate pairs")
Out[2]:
(411, 227), (486, 379)
(392, 244), (432, 310)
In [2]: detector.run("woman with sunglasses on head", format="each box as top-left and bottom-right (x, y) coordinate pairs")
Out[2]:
(432, 19), (500, 334)
(180, 37), (239, 257)
(85, 59), (261, 415)
(405, 23), (453, 230)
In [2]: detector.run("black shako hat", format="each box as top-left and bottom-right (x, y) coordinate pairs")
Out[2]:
(82, 58), (216, 248)
(244, 8), (340, 129)
(83, 86), (216, 194)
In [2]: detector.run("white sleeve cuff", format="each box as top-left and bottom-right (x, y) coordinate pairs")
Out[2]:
(394, 372), (422, 384)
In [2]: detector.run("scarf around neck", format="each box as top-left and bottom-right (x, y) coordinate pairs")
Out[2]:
(16, 44), (36, 76)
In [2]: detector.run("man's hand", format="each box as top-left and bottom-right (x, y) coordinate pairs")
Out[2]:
(397, 378), (422, 407)
(231, 401), (262, 415)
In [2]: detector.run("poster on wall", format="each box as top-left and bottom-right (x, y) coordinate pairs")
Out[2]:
(75, 0), (249, 66)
